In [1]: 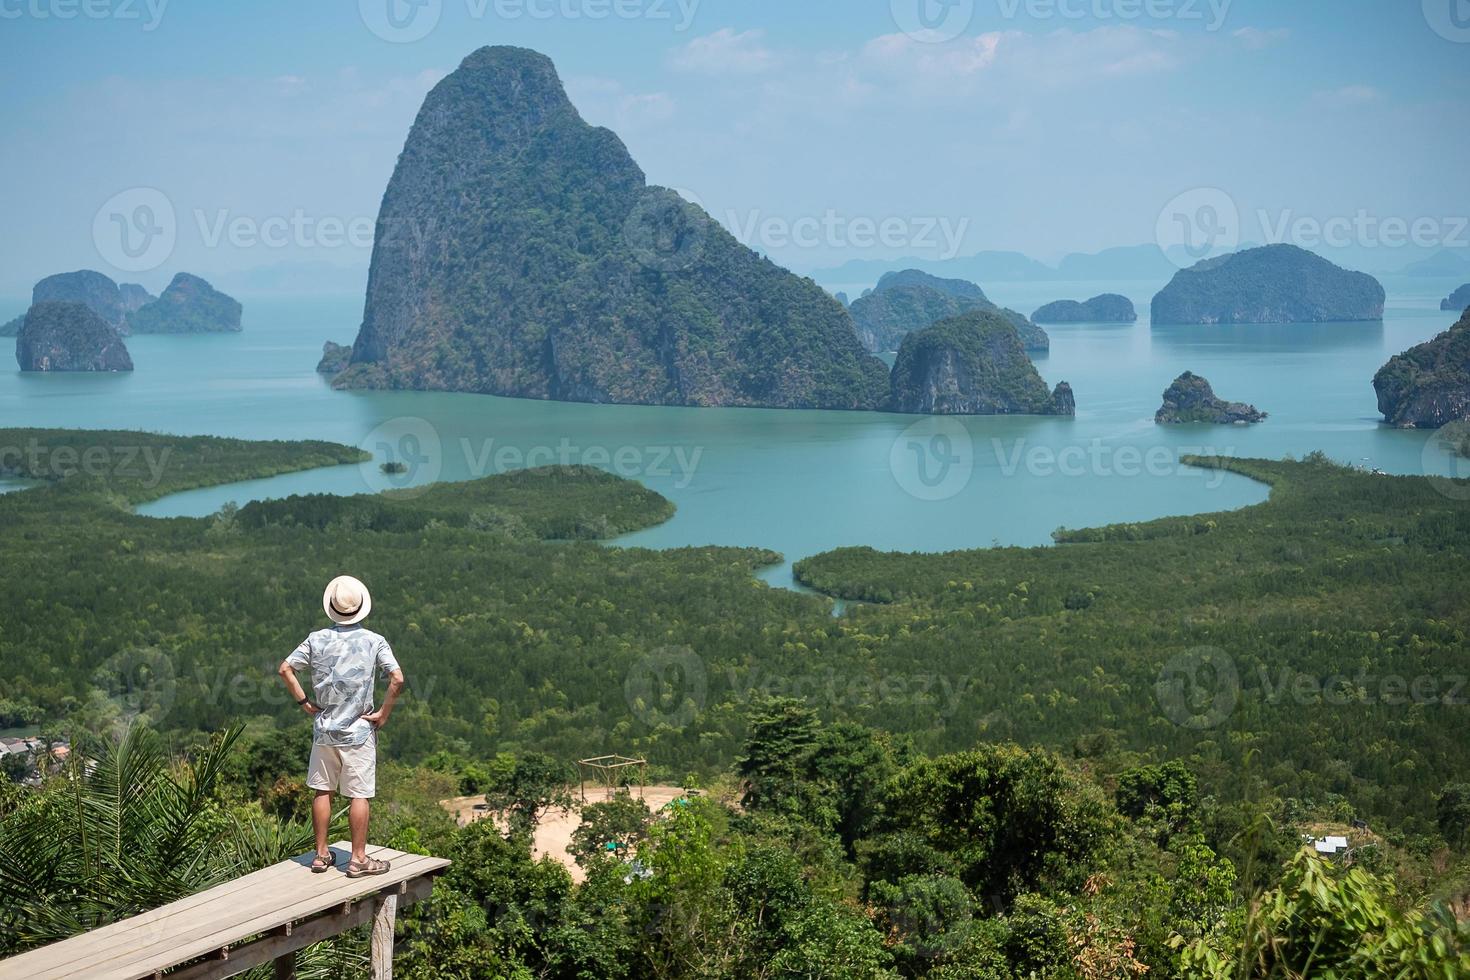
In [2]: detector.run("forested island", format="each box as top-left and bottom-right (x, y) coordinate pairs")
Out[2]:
(1151, 244), (1385, 324)
(1, 269), (152, 337)
(1375, 306), (1470, 428)
(2, 269), (240, 340)
(1443, 284), (1470, 312)
(888, 311), (1072, 415)
(14, 302), (133, 372)
(849, 269), (1050, 354)
(333, 46), (889, 411)
(1155, 371), (1266, 424)
(0, 430), (1467, 975)
(1032, 293), (1137, 323)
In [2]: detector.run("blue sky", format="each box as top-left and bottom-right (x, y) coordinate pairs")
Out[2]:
(1, 0), (1467, 295)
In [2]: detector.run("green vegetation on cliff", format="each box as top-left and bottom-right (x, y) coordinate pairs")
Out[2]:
(888, 310), (1071, 415)
(126, 273), (242, 334)
(337, 46), (887, 410)
(850, 269), (1049, 354)
(1375, 307), (1470, 428)
(1151, 244), (1385, 324)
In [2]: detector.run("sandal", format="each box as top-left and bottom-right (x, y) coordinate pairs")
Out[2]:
(345, 856), (391, 878)
(310, 851), (337, 874)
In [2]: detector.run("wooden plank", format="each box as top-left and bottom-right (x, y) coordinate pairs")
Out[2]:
(15, 845), (433, 973)
(1, 845), (431, 977)
(160, 877), (433, 980)
(1, 849), (349, 973)
(370, 893), (398, 980)
(89, 854), (445, 978)
(0, 844), (447, 980)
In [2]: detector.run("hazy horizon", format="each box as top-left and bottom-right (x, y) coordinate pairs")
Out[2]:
(2, 0), (1467, 297)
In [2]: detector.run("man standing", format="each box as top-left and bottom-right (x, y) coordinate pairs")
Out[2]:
(278, 574), (405, 877)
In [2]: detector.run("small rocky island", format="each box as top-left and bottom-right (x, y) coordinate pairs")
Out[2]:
(1442, 284), (1470, 313)
(1, 270), (154, 337)
(317, 341), (353, 374)
(887, 310), (1073, 415)
(1032, 293), (1137, 324)
(849, 269), (1049, 354)
(1155, 371), (1265, 424)
(1374, 308), (1470, 428)
(127, 273), (242, 334)
(1151, 244), (1385, 324)
(15, 301), (134, 372)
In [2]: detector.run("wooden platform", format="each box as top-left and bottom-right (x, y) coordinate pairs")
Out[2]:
(0, 842), (449, 980)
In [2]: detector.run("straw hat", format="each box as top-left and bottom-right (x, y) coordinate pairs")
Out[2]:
(323, 575), (372, 625)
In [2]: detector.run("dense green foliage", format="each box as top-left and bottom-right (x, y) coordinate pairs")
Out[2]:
(7, 713), (1466, 978)
(336, 45), (889, 410)
(795, 453), (1470, 836)
(125, 272), (242, 334)
(1375, 307), (1470, 427)
(850, 270), (1048, 354)
(1032, 294), (1137, 324)
(2, 429), (1469, 974)
(888, 311), (1072, 415)
(1151, 244), (1385, 324)
(15, 301), (133, 372)
(1155, 371), (1266, 424)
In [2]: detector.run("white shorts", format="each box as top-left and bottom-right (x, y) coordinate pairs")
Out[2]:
(306, 734), (377, 798)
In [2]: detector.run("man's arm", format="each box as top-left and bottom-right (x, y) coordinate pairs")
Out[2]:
(362, 669), (405, 728)
(278, 660), (321, 717)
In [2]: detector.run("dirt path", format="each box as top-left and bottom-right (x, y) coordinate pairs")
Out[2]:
(441, 785), (690, 883)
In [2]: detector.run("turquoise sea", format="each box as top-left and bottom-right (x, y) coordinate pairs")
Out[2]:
(1, 276), (1464, 589)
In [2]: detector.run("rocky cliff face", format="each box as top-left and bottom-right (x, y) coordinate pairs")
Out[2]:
(849, 269), (1048, 354)
(1374, 308), (1470, 428)
(2, 272), (156, 337)
(1151, 245), (1384, 324)
(16, 302), (133, 372)
(1442, 284), (1470, 313)
(317, 341), (353, 374)
(1032, 293), (1137, 324)
(338, 45), (888, 410)
(118, 282), (156, 315)
(1155, 371), (1266, 424)
(127, 273), (241, 333)
(887, 311), (1073, 415)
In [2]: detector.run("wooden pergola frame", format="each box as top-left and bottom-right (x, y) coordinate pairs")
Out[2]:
(576, 754), (647, 802)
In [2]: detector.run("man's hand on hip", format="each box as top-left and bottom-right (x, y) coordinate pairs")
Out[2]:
(361, 707), (389, 728)
(302, 701), (321, 717)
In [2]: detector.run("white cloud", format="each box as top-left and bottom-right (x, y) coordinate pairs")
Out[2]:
(1312, 84), (1382, 107)
(1232, 27), (1290, 49)
(670, 28), (778, 74)
(858, 26), (1181, 94)
(567, 77), (676, 132)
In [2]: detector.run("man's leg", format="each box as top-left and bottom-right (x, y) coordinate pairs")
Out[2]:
(349, 797), (370, 865)
(313, 790), (333, 858)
